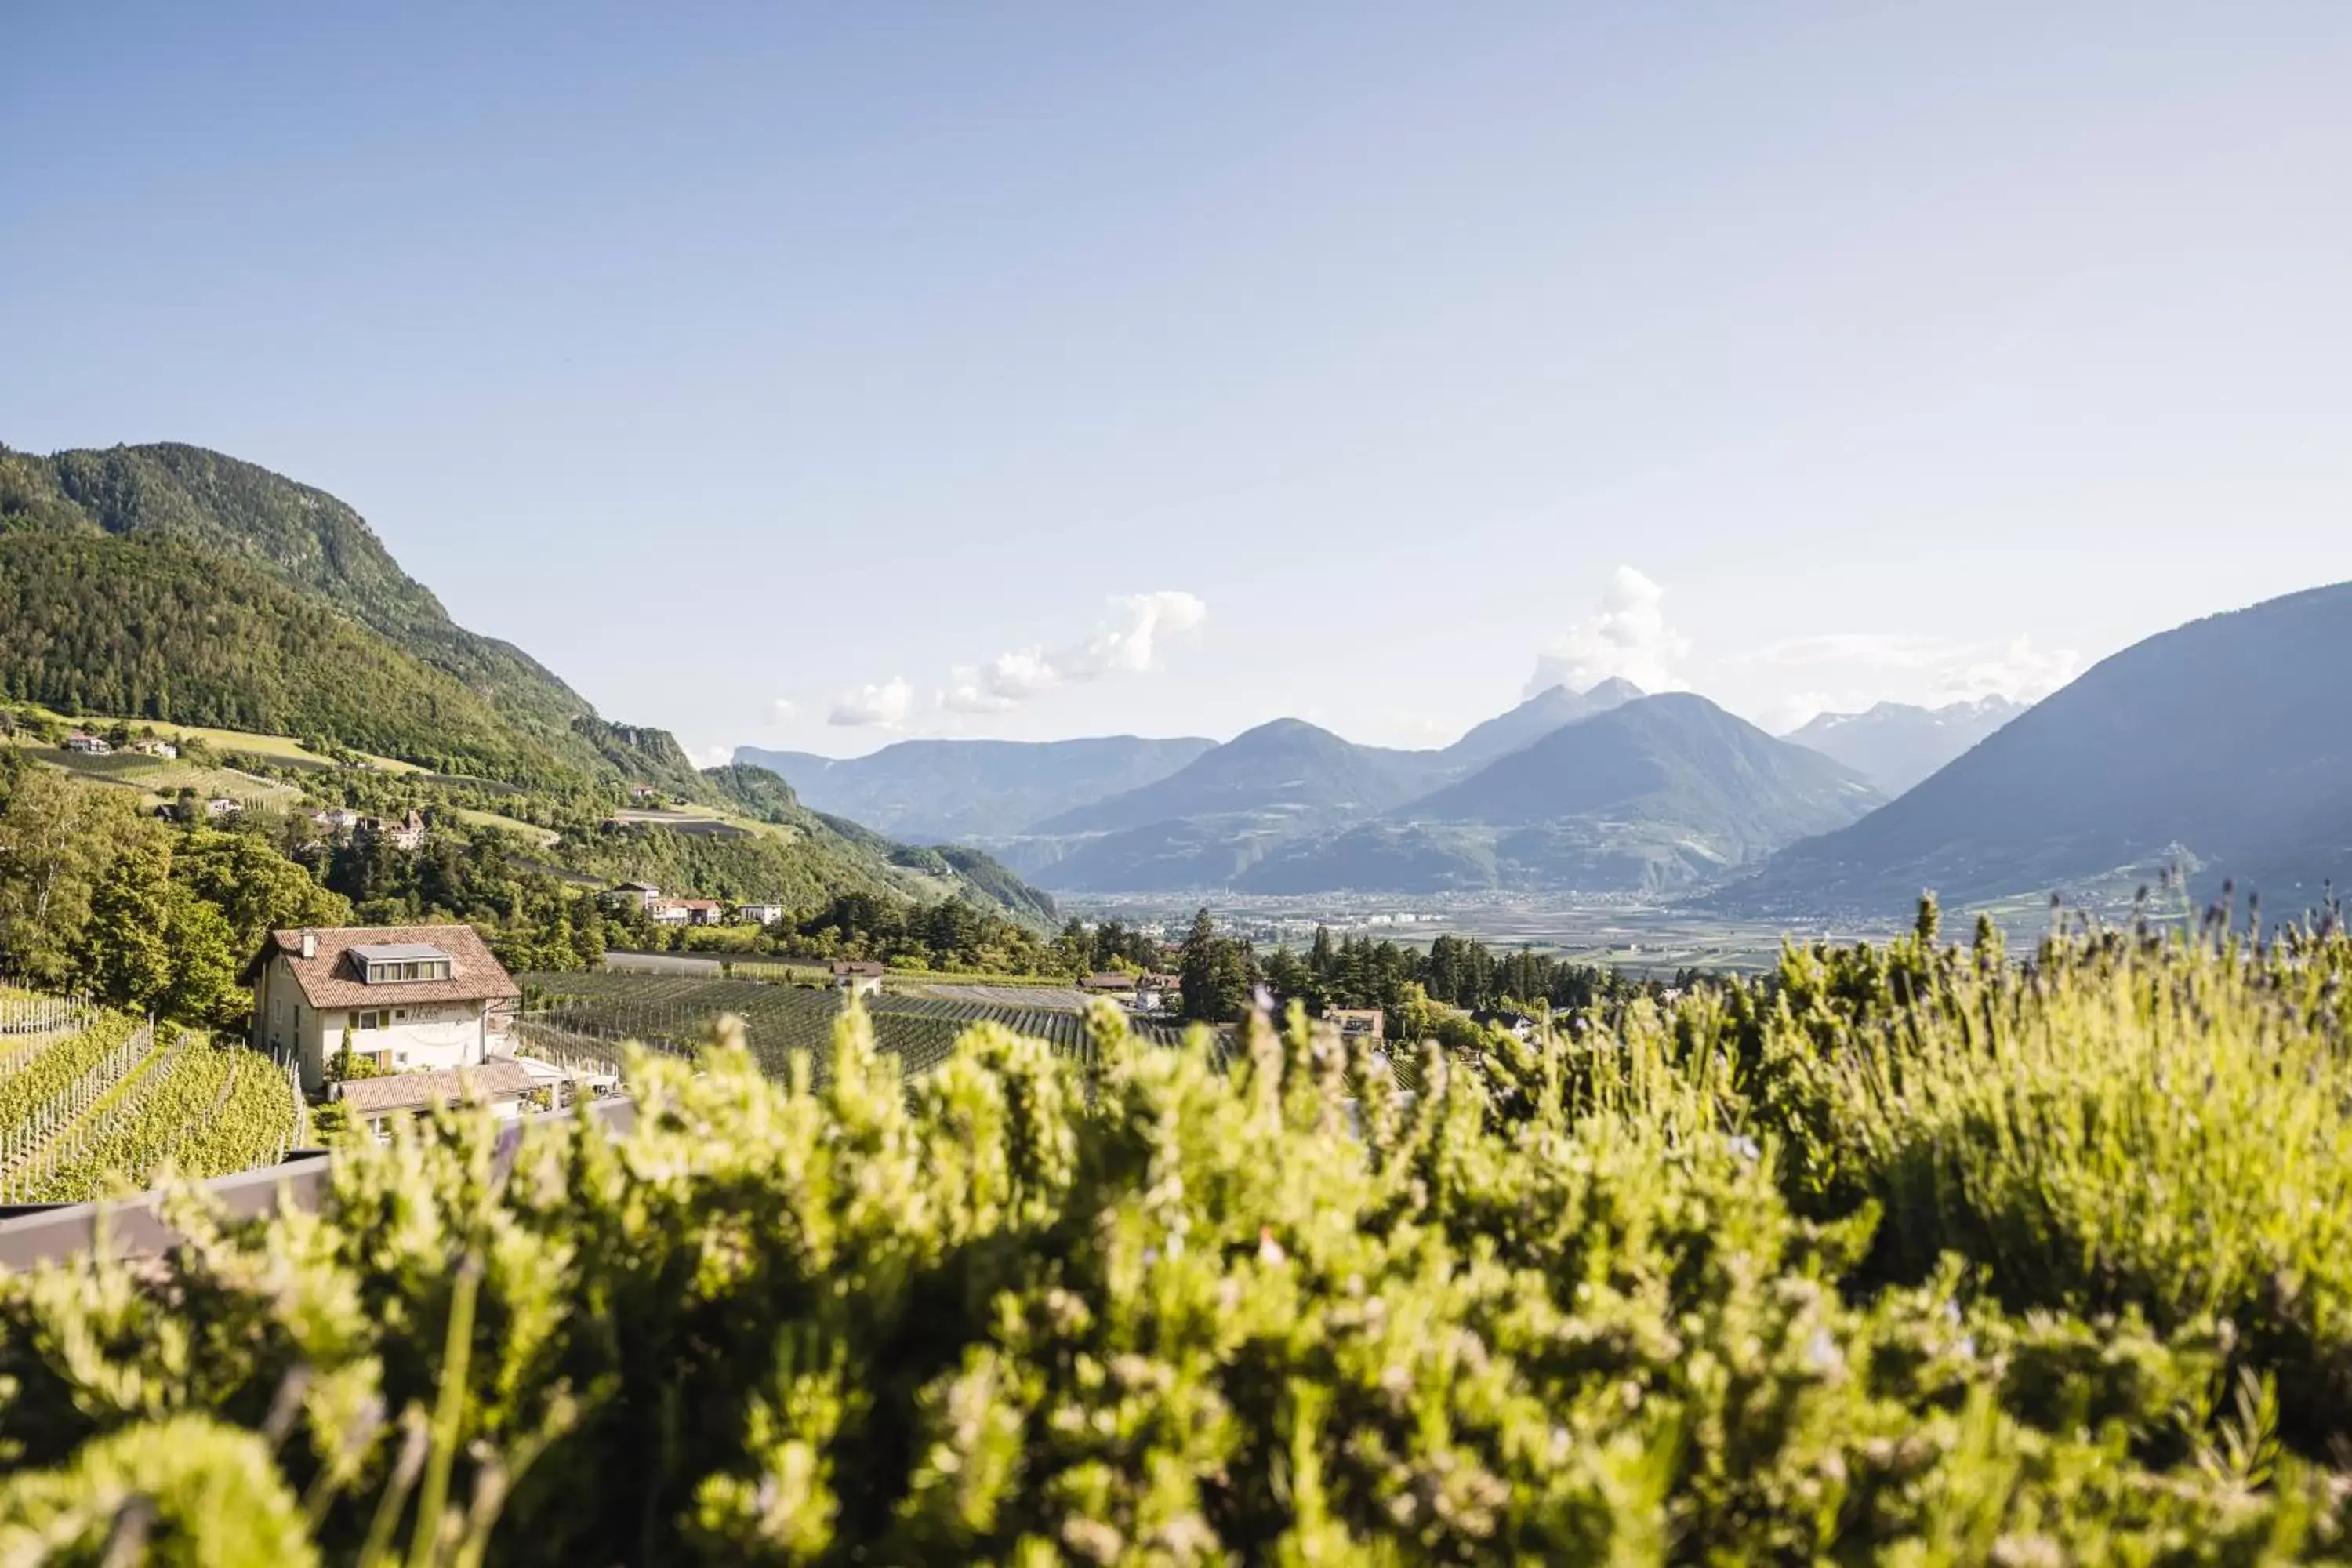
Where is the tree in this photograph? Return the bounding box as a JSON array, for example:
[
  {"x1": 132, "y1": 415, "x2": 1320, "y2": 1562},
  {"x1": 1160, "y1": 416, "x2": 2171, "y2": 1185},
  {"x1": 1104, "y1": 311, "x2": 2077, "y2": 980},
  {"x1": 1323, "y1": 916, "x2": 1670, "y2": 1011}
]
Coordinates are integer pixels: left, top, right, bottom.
[
  {"x1": 162, "y1": 888, "x2": 243, "y2": 1028},
  {"x1": 1179, "y1": 908, "x2": 1250, "y2": 1023},
  {"x1": 0, "y1": 766, "x2": 136, "y2": 989},
  {"x1": 78, "y1": 829, "x2": 176, "y2": 1013}
]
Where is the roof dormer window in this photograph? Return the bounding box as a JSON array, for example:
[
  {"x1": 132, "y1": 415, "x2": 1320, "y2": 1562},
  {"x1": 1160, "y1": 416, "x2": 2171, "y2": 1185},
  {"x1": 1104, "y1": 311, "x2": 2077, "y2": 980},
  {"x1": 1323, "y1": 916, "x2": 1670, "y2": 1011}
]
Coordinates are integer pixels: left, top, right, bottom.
[{"x1": 349, "y1": 943, "x2": 455, "y2": 985}]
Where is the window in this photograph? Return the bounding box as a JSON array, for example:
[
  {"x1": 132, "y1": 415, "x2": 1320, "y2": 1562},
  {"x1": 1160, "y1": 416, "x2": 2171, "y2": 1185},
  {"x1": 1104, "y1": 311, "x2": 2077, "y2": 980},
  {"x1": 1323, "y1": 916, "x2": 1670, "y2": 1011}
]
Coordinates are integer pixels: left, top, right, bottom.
[{"x1": 356, "y1": 1010, "x2": 387, "y2": 1030}]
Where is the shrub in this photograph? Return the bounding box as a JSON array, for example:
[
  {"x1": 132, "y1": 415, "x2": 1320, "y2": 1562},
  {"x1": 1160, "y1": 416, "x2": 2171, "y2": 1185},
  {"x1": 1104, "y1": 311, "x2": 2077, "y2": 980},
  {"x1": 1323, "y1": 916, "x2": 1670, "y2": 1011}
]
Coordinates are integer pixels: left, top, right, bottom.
[{"x1": 0, "y1": 924, "x2": 2347, "y2": 1562}]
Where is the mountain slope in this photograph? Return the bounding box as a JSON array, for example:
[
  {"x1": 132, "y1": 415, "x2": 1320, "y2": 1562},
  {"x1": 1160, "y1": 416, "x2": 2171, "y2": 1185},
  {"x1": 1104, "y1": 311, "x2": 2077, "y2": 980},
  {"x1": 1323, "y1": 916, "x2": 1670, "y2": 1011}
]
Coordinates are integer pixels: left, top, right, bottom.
[
  {"x1": 1740, "y1": 583, "x2": 2352, "y2": 912},
  {"x1": 1440, "y1": 677, "x2": 1644, "y2": 773},
  {"x1": 736, "y1": 735, "x2": 1216, "y2": 840},
  {"x1": 0, "y1": 528, "x2": 586, "y2": 784},
  {"x1": 1241, "y1": 694, "x2": 1882, "y2": 894},
  {"x1": 0, "y1": 439, "x2": 1059, "y2": 920},
  {"x1": 1036, "y1": 719, "x2": 1432, "y2": 836},
  {"x1": 3, "y1": 441, "x2": 590, "y2": 731},
  {"x1": 1783, "y1": 696, "x2": 2023, "y2": 795}
]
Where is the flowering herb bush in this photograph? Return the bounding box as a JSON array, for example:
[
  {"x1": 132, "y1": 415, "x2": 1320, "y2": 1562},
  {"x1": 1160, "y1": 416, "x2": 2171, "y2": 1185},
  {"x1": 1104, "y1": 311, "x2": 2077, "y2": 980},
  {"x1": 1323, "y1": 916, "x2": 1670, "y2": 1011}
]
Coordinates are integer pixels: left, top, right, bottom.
[{"x1": 2, "y1": 907, "x2": 2350, "y2": 1564}]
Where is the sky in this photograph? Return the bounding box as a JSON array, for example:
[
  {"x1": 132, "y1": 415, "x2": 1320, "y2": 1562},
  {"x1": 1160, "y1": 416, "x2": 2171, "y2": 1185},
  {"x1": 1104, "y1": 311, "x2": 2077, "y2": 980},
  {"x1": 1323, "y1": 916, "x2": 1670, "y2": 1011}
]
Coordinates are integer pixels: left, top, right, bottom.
[{"x1": 7, "y1": 4, "x2": 2352, "y2": 760}]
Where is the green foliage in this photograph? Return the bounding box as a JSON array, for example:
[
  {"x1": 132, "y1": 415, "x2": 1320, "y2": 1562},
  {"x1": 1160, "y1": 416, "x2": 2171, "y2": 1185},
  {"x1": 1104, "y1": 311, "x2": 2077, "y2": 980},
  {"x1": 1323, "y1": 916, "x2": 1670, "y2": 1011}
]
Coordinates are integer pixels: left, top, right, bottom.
[
  {"x1": 0, "y1": 529, "x2": 585, "y2": 786},
  {"x1": 6, "y1": 947, "x2": 2352, "y2": 1560}
]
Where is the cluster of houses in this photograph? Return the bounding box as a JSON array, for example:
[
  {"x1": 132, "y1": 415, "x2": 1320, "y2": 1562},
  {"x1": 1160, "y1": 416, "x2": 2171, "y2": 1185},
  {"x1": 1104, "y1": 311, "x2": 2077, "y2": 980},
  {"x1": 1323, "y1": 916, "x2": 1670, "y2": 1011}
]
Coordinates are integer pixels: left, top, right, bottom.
[
  {"x1": 310, "y1": 807, "x2": 428, "y2": 851},
  {"x1": 64, "y1": 732, "x2": 180, "y2": 759},
  {"x1": 1080, "y1": 971, "x2": 1184, "y2": 1014},
  {"x1": 600, "y1": 882, "x2": 786, "y2": 928}
]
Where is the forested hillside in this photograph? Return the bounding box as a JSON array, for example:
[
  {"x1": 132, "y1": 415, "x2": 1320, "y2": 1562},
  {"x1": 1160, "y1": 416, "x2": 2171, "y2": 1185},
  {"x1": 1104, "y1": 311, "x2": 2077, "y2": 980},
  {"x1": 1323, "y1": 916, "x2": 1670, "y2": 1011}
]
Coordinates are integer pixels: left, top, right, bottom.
[
  {"x1": 0, "y1": 438, "x2": 1062, "y2": 935},
  {"x1": 0, "y1": 441, "x2": 587, "y2": 731},
  {"x1": 0, "y1": 529, "x2": 580, "y2": 784}
]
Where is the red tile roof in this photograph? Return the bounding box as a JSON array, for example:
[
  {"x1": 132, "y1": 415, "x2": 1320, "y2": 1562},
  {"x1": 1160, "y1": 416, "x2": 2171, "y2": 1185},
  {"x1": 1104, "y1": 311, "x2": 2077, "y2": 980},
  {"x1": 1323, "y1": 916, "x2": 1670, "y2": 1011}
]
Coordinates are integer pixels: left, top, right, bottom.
[
  {"x1": 252, "y1": 925, "x2": 520, "y2": 1010},
  {"x1": 335, "y1": 1058, "x2": 535, "y2": 1115}
]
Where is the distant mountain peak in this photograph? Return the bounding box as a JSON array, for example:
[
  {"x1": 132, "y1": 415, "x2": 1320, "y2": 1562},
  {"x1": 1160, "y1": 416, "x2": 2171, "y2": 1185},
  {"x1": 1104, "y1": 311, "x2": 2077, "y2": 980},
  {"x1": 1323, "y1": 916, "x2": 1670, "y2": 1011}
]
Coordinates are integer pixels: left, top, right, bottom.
[{"x1": 1784, "y1": 694, "x2": 2030, "y2": 795}]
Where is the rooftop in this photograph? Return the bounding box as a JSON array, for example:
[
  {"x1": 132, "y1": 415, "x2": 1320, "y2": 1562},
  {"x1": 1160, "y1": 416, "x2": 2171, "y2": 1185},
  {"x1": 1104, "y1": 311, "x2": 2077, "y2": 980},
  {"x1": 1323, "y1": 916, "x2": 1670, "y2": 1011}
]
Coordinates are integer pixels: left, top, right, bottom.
[
  {"x1": 249, "y1": 925, "x2": 520, "y2": 1010},
  {"x1": 335, "y1": 1059, "x2": 535, "y2": 1116}
]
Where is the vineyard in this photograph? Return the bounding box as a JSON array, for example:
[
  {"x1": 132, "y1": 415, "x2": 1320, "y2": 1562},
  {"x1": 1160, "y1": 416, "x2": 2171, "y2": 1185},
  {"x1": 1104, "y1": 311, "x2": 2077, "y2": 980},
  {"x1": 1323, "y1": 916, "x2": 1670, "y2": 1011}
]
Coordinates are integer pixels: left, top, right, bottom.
[
  {"x1": 521, "y1": 970, "x2": 1199, "y2": 1082},
  {"x1": 0, "y1": 1005, "x2": 305, "y2": 1204}
]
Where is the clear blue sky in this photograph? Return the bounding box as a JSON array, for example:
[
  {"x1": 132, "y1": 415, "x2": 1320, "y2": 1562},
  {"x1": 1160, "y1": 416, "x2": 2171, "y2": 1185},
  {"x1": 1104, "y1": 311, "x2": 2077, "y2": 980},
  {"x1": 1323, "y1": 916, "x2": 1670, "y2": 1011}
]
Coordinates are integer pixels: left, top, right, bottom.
[{"x1": 8, "y1": 3, "x2": 2351, "y2": 759}]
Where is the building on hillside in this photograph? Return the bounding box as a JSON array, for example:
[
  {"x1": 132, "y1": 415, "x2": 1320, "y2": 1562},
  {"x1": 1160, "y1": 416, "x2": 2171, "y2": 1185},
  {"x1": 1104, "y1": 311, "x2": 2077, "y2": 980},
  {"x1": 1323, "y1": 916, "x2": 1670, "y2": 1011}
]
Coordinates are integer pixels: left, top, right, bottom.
[
  {"x1": 648, "y1": 901, "x2": 691, "y2": 927},
  {"x1": 64, "y1": 733, "x2": 110, "y2": 756},
  {"x1": 1081, "y1": 971, "x2": 1140, "y2": 995},
  {"x1": 360, "y1": 810, "x2": 427, "y2": 851},
  {"x1": 600, "y1": 881, "x2": 661, "y2": 911},
  {"x1": 1323, "y1": 1007, "x2": 1385, "y2": 1043},
  {"x1": 648, "y1": 898, "x2": 724, "y2": 927},
  {"x1": 312, "y1": 807, "x2": 363, "y2": 834},
  {"x1": 829, "y1": 960, "x2": 887, "y2": 997},
  {"x1": 205, "y1": 797, "x2": 243, "y2": 818},
  {"x1": 735, "y1": 902, "x2": 787, "y2": 927},
  {"x1": 246, "y1": 925, "x2": 521, "y2": 1093},
  {"x1": 1471, "y1": 1007, "x2": 1540, "y2": 1042},
  {"x1": 333, "y1": 1059, "x2": 536, "y2": 1138},
  {"x1": 130, "y1": 739, "x2": 179, "y2": 759}
]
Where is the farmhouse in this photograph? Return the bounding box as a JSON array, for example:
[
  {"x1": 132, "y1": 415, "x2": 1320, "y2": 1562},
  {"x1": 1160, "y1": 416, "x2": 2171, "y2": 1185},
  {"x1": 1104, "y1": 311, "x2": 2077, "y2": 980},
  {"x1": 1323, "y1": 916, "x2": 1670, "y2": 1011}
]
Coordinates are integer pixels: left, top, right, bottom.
[
  {"x1": 64, "y1": 733, "x2": 110, "y2": 756},
  {"x1": 130, "y1": 738, "x2": 179, "y2": 759},
  {"x1": 247, "y1": 925, "x2": 520, "y2": 1093},
  {"x1": 312, "y1": 807, "x2": 363, "y2": 833},
  {"x1": 735, "y1": 902, "x2": 787, "y2": 927},
  {"x1": 830, "y1": 960, "x2": 887, "y2": 997},
  {"x1": 205, "y1": 797, "x2": 243, "y2": 818},
  {"x1": 1323, "y1": 1007, "x2": 1385, "y2": 1042},
  {"x1": 360, "y1": 810, "x2": 427, "y2": 851}
]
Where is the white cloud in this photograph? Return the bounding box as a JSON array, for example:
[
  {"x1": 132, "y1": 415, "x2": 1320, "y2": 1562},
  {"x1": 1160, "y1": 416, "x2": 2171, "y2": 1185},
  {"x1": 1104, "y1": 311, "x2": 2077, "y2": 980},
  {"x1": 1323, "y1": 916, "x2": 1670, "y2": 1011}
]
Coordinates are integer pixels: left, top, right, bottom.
[
  {"x1": 1728, "y1": 630, "x2": 2082, "y2": 729},
  {"x1": 1931, "y1": 634, "x2": 2082, "y2": 703},
  {"x1": 1064, "y1": 590, "x2": 1208, "y2": 680},
  {"x1": 1526, "y1": 566, "x2": 1690, "y2": 697},
  {"x1": 688, "y1": 743, "x2": 735, "y2": 769},
  {"x1": 828, "y1": 677, "x2": 913, "y2": 728},
  {"x1": 935, "y1": 590, "x2": 1208, "y2": 716},
  {"x1": 768, "y1": 698, "x2": 798, "y2": 725}
]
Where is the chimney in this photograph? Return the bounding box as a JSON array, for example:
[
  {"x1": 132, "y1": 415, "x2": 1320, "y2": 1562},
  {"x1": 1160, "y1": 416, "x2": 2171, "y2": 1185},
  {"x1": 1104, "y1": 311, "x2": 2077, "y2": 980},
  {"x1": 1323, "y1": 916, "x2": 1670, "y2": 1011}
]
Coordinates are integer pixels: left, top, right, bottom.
[{"x1": 300, "y1": 931, "x2": 318, "y2": 960}]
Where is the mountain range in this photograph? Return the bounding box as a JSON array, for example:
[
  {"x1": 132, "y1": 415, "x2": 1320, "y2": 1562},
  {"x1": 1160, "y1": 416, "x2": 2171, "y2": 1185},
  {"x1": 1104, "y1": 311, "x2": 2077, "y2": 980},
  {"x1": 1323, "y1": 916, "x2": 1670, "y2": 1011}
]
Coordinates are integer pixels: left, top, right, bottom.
[
  {"x1": 0, "y1": 441, "x2": 1054, "y2": 918},
  {"x1": 1781, "y1": 696, "x2": 2024, "y2": 796},
  {"x1": 735, "y1": 735, "x2": 1217, "y2": 840},
  {"x1": 753, "y1": 677, "x2": 1879, "y2": 896},
  {"x1": 1733, "y1": 581, "x2": 2352, "y2": 913}
]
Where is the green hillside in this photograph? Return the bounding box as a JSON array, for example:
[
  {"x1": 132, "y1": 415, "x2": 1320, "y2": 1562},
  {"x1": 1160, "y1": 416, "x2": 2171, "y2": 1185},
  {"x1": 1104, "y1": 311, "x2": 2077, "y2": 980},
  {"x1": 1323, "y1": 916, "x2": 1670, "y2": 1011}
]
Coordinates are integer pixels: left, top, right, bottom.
[
  {"x1": 0, "y1": 528, "x2": 583, "y2": 785},
  {"x1": 0, "y1": 439, "x2": 1060, "y2": 926}
]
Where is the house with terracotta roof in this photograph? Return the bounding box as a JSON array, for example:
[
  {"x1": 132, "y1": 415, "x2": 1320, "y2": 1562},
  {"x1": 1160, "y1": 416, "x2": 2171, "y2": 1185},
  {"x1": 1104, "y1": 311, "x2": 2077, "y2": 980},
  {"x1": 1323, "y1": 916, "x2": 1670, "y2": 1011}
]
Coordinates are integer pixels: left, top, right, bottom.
[
  {"x1": 829, "y1": 959, "x2": 887, "y2": 997},
  {"x1": 245, "y1": 925, "x2": 521, "y2": 1092}
]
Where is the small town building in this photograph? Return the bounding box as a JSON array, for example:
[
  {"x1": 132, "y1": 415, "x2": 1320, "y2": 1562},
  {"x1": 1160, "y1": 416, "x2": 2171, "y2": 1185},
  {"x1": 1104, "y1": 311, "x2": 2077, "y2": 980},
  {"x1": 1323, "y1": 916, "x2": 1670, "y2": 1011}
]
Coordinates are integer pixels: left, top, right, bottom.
[
  {"x1": 360, "y1": 810, "x2": 426, "y2": 851},
  {"x1": 64, "y1": 733, "x2": 110, "y2": 756},
  {"x1": 1471, "y1": 1007, "x2": 1541, "y2": 1042},
  {"x1": 246, "y1": 924, "x2": 521, "y2": 1093},
  {"x1": 648, "y1": 898, "x2": 724, "y2": 926},
  {"x1": 829, "y1": 960, "x2": 887, "y2": 997},
  {"x1": 130, "y1": 739, "x2": 179, "y2": 759},
  {"x1": 1081, "y1": 971, "x2": 1140, "y2": 993},
  {"x1": 1323, "y1": 1007, "x2": 1385, "y2": 1042},
  {"x1": 312, "y1": 807, "x2": 363, "y2": 833},
  {"x1": 333, "y1": 1059, "x2": 537, "y2": 1138},
  {"x1": 600, "y1": 880, "x2": 661, "y2": 911},
  {"x1": 735, "y1": 902, "x2": 787, "y2": 927}
]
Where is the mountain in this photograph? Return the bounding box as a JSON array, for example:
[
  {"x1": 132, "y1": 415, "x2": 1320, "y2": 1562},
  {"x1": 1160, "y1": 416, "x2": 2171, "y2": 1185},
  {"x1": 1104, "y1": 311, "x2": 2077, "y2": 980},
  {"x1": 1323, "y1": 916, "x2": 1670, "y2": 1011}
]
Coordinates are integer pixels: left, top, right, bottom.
[
  {"x1": 0, "y1": 440, "x2": 1057, "y2": 920},
  {"x1": 1036, "y1": 719, "x2": 1435, "y2": 837},
  {"x1": 1783, "y1": 695, "x2": 2024, "y2": 796},
  {"x1": 734, "y1": 735, "x2": 1216, "y2": 840},
  {"x1": 1738, "y1": 583, "x2": 2352, "y2": 913},
  {"x1": 1240, "y1": 694, "x2": 1882, "y2": 895},
  {"x1": 1439, "y1": 677, "x2": 1644, "y2": 773}
]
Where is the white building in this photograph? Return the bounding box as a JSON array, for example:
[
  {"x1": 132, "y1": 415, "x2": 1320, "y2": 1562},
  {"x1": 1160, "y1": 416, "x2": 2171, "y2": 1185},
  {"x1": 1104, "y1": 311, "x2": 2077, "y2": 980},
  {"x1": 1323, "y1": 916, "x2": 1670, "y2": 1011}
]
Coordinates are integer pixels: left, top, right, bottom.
[
  {"x1": 600, "y1": 881, "x2": 661, "y2": 911},
  {"x1": 735, "y1": 902, "x2": 787, "y2": 927},
  {"x1": 64, "y1": 733, "x2": 110, "y2": 756},
  {"x1": 830, "y1": 960, "x2": 886, "y2": 997},
  {"x1": 247, "y1": 925, "x2": 520, "y2": 1093}
]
